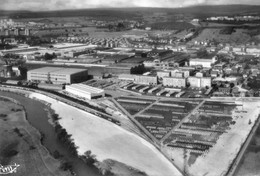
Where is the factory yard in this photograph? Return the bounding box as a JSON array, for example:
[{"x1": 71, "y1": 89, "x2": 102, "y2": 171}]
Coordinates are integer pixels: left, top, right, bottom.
[
  {"x1": 115, "y1": 96, "x2": 201, "y2": 140},
  {"x1": 0, "y1": 96, "x2": 70, "y2": 176},
  {"x1": 28, "y1": 92, "x2": 183, "y2": 176}
]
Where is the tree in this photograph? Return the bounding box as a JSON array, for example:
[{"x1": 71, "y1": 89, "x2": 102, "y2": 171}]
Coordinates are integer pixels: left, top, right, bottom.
[
  {"x1": 18, "y1": 66, "x2": 27, "y2": 78},
  {"x1": 59, "y1": 161, "x2": 72, "y2": 171},
  {"x1": 44, "y1": 53, "x2": 53, "y2": 60},
  {"x1": 53, "y1": 150, "x2": 62, "y2": 159},
  {"x1": 52, "y1": 113, "x2": 59, "y2": 121},
  {"x1": 95, "y1": 161, "x2": 112, "y2": 175},
  {"x1": 82, "y1": 150, "x2": 97, "y2": 165}
]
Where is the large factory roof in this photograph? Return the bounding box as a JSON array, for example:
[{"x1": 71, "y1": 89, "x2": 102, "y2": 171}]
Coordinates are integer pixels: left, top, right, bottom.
[
  {"x1": 28, "y1": 67, "x2": 87, "y2": 75},
  {"x1": 67, "y1": 83, "x2": 104, "y2": 94},
  {"x1": 190, "y1": 58, "x2": 213, "y2": 62}
]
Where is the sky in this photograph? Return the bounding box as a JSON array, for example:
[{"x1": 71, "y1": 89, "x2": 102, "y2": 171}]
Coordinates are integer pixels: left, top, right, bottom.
[{"x1": 1, "y1": 0, "x2": 260, "y2": 11}]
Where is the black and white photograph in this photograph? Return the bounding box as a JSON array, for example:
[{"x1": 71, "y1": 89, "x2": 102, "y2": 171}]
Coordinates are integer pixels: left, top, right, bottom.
[{"x1": 1, "y1": 0, "x2": 260, "y2": 176}]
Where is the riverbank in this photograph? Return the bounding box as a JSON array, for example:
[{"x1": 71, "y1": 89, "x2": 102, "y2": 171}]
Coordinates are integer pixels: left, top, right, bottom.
[
  {"x1": 0, "y1": 96, "x2": 71, "y2": 176},
  {"x1": 29, "y1": 92, "x2": 183, "y2": 176},
  {"x1": 0, "y1": 86, "x2": 183, "y2": 176},
  {"x1": 235, "y1": 126, "x2": 260, "y2": 176}
]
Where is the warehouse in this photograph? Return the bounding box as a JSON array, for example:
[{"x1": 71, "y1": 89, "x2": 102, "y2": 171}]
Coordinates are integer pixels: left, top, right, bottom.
[
  {"x1": 27, "y1": 67, "x2": 88, "y2": 84},
  {"x1": 65, "y1": 83, "x2": 104, "y2": 100}
]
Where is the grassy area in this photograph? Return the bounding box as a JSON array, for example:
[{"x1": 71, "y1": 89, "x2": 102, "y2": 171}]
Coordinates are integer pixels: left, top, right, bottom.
[
  {"x1": 191, "y1": 28, "x2": 251, "y2": 44},
  {"x1": 150, "y1": 22, "x2": 194, "y2": 31},
  {"x1": 96, "y1": 159, "x2": 147, "y2": 176},
  {"x1": 0, "y1": 96, "x2": 71, "y2": 176}
]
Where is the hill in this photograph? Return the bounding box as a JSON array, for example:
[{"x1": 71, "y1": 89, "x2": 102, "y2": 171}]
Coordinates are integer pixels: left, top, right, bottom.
[{"x1": 1, "y1": 5, "x2": 260, "y2": 20}]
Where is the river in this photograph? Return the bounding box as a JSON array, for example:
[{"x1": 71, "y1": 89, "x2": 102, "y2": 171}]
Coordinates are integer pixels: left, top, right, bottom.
[{"x1": 0, "y1": 91, "x2": 101, "y2": 176}]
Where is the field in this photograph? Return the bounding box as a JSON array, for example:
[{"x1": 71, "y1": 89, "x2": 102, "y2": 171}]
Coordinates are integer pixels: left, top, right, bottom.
[
  {"x1": 29, "y1": 92, "x2": 183, "y2": 176},
  {"x1": 0, "y1": 96, "x2": 70, "y2": 176},
  {"x1": 150, "y1": 22, "x2": 195, "y2": 31},
  {"x1": 134, "y1": 100, "x2": 200, "y2": 140},
  {"x1": 191, "y1": 28, "x2": 252, "y2": 44}
]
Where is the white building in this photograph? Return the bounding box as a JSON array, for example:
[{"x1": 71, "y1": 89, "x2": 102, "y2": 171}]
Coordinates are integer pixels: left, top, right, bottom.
[
  {"x1": 188, "y1": 77, "x2": 211, "y2": 88},
  {"x1": 65, "y1": 83, "x2": 104, "y2": 100},
  {"x1": 163, "y1": 77, "x2": 186, "y2": 88},
  {"x1": 188, "y1": 77, "x2": 201, "y2": 87},
  {"x1": 246, "y1": 47, "x2": 260, "y2": 55},
  {"x1": 189, "y1": 57, "x2": 216, "y2": 68},
  {"x1": 134, "y1": 75, "x2": 157, "y2": 85}
]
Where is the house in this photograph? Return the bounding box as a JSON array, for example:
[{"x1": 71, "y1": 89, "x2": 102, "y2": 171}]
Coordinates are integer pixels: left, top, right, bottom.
[
  {"x1": 232, "y1": 86, "x2": 248, "y2": 97},
  {"x1": 218, "y1": 87, "x2": 231, "y2": 94}
]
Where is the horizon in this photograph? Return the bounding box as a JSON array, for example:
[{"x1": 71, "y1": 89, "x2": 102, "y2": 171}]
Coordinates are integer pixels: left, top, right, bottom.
[{"x1": 1, "y1": 0, "x2": 260, "y2": 11}]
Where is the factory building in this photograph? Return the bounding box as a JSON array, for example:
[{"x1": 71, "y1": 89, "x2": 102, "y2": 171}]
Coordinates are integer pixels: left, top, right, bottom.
[
  {"x1": 189, "y1": 57, "x2": 216, "y2": 68},
  {"x1": 163, "y1": 77, "x2": 186, "y2": 88},
  {"x1": 27, "y1": 67, "x2": 88, "y2": 84},
  {"x1": 187, "y1": 77, "x2": 211, "y2": 88},
  {"x1": 65, "y1": 83, "x2": 104, "y2": 100},
  {"x1": 134, "y1": 75, "x2": 158, "y2": 85}
]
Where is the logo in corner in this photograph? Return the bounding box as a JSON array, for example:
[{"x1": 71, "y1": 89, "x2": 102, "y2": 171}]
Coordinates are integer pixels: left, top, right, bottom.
[{"x1": 0, "y1": 163, "x2": 20, "y2": 174}]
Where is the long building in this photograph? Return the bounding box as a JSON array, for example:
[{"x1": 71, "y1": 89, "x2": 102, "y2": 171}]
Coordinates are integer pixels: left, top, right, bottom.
[
  {"x1": 65, "y1": 83, "x2": 104, "y2": 100},
  {"x1": 27, "y1": 67, "x2": 88, "y2": 84},
  {"x1": 134, "y1": 75, "x2": 158, "y2": 85},
  {"x1": 163, "y1": 77, "x2": 186, "y2": 88},
  {"x1": 189, "y1": 57, "x2": 216, "y2": 68}
]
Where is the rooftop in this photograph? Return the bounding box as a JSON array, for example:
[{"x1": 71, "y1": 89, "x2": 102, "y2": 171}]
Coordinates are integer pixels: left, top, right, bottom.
[
  {"x1": 190, "y1": 58, "x2": 213, "y2": 62},
  {"x1": 67, "y1": 83, "x2": 104, "y2": 94},
  {"x1": 28, "y1": 67, "x2": 88, "y2": 75}
]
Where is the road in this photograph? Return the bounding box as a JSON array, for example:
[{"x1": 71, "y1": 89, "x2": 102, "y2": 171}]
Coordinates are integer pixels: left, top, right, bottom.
[
  {"x1": 111, "y1": 98, "x2": 162, "y2": 147},
  {"x1": 160, "y1": 100, "x2": 206, "y2": 143},
  {"x1": 111, "y1": 97, "x2": 187, "y2": 176}
]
